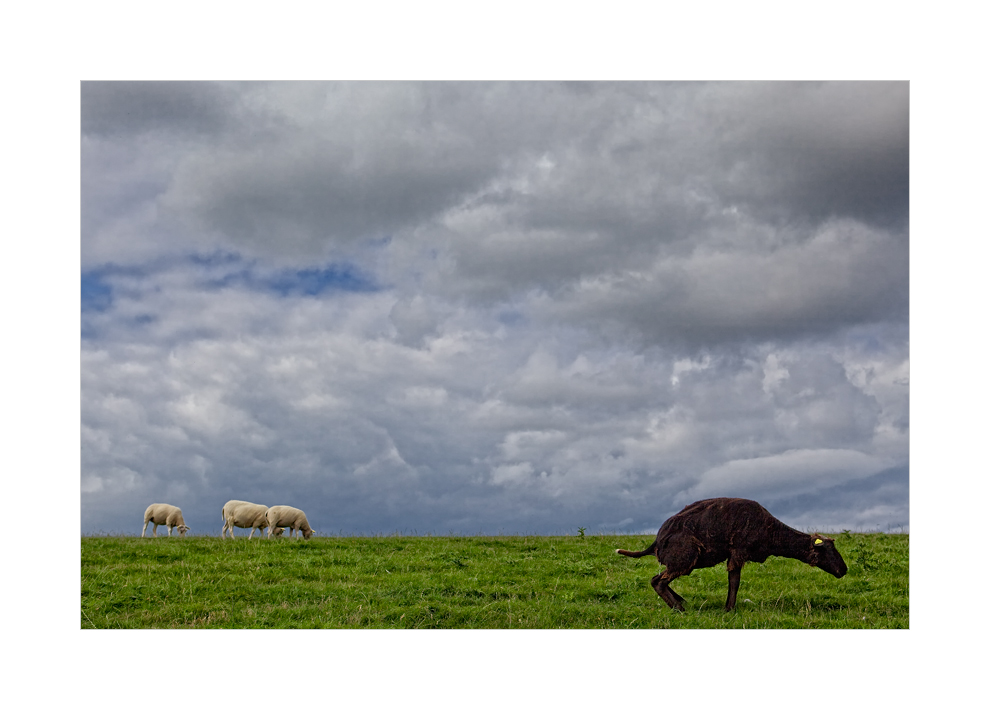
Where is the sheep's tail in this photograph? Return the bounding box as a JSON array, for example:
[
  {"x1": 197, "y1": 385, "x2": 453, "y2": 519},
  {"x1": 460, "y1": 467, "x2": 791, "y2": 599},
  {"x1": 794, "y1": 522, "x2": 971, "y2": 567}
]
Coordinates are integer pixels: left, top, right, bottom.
[{"x1": 616, "y1": 540, "x2": 657, "y2": 558}]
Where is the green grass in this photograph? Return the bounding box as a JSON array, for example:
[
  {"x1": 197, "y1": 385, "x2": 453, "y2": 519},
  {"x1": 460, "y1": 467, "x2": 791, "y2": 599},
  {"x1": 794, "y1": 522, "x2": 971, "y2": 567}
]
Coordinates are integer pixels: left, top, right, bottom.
[{"x1": 80, "y1": 531, "x2": 907, "y2": 629}]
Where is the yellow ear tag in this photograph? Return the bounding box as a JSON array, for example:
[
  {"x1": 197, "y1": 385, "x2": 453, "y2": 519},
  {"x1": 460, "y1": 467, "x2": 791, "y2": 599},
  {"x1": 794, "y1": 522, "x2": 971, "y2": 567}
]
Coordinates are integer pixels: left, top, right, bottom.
[{"x1": 814, "y1": 539, "x2": 823, "y2": 545}]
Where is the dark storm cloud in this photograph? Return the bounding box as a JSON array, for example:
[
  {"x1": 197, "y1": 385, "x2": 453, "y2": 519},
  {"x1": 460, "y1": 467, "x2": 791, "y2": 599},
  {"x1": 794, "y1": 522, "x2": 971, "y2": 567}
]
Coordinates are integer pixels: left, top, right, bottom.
[
  {"x1": 538, "y1": 218, "x2": 908, "y2": 349},
  {"x1": 696, "y1": 82, "x2": 909, "y2": 230},
  {"x1": 768, "y1": 465, "x2": 910, "y2": 532},
  {"x1": 81, "y1": 81, "x2": 240, "y2": 137},
  {"x1": 84, "y1": 81, "x2": 909, "y2": 289},
  {"x1": 405, "y1": 84, "x2": 909, "y2": 325},
  {"x1": 156, "y1": 82, "x2": 524, "y2": 254}
]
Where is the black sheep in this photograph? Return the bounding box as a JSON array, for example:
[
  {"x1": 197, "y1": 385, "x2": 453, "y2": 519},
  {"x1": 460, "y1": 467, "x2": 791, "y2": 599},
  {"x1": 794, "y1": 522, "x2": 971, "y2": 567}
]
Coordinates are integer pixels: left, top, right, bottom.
[{"x1": 617, "y1": 497, "x2": 848, "y2": 611}]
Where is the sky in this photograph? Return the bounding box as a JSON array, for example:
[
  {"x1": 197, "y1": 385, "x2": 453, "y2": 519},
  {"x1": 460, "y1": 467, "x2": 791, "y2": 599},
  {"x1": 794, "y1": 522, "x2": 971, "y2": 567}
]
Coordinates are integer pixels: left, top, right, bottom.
[{"x1": 80, "y1": 81, "x2": 910, "y2": 536}]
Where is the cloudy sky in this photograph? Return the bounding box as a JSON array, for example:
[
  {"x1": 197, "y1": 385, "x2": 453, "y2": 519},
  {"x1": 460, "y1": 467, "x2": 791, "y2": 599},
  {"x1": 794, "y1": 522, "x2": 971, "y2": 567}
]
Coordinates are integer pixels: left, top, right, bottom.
[{"x1": 81, "y1": 81, "x2": 909, "y2": 536}]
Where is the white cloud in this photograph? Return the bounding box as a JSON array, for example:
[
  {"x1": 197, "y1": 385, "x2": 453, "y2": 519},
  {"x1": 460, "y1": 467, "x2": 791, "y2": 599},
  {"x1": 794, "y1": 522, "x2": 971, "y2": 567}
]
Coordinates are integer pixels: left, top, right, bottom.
[
  {"x1": 681, "y1": 448, "x2": 897, "y2": 504},
  {"x1": 761, "y1": 353, "x2": 789, "y2": 394},
  {"x1": 490, "y1": 462, "x2": 535, "y2": 486},
  {"x1": 672, "y1": 355, "x2": 711, "y2": 387}
]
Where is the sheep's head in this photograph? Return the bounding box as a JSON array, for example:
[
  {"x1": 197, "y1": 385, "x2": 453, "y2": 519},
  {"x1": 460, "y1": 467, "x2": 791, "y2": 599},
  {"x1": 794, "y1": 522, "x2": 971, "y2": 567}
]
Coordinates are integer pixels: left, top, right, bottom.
[
  {"x1": 272, "y1": 527, "x2": 284, "y2": 538},
  {"x1": 809, "y1": 535, "x2": 847, "y2": 578},
  {"x1": 302, "y1": 528, "x2": 314, "y2": 540},
  {"x1": 178, "y1": 525, "x2": 190, "y2": 538}
]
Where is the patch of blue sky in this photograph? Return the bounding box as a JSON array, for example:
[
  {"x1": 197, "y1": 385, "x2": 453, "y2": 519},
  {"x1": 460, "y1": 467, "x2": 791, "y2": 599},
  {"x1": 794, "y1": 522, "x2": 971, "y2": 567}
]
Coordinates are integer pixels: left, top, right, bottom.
[
  {"x1": 195, "y1": 255, "x2": 379, "y2": 297},
  {"x1": 497, "y1": 309, "x2": 525, "y2": 326},
  {"x1": 82, "y1": 262, "x2": 161, "y2": 315},
  {"x1": 845, "y1": 321, "x2": 907, "y2": 349},
  {"x1": 82, "y1": 254, "x2": 380, "y2": 325},
  {"x1": 188, "y1": 251, "x2": 244, "y2": 268},
  {"x1": 81, "y1": 271, "x2": 113, "y2": 312},
  {"x1": 267, "y1": 265, "x2": 378, "y2": 296}
]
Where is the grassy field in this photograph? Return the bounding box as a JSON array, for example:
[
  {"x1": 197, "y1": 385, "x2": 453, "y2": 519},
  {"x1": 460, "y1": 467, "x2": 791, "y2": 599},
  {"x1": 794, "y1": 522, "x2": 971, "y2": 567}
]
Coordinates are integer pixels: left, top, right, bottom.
[{"x1": 80, "y1": 531, "x2": 907, "y2": 629}]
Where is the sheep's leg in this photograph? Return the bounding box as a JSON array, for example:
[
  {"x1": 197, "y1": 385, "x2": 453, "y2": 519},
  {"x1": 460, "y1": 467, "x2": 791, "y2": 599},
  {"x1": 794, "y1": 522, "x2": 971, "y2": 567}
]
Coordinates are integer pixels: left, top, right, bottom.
[
  {"x1": 725, "y1": 556, "x2": 746, "y2": 611},
  {"x1": 152, "y1": 523, "x2": 159, "y2": 537},
  {"x1": 649, "y1": 537, "x2": 699, "y2": 611},
  {"x1": 650, "y1": 571, "x2": 687, "y2": 607},
  {"x1": 142, "y1": 521, "x2": 149, "y2": 537},
  {"x1": 725, "y1": 568, "x2": 741, "y2": 611},
  {"x1": 248, "y1": 527, "x2": 255, "y2": 540},
  {"x1": 650, "y1": 572, "x2": 686, "y2": 612}
]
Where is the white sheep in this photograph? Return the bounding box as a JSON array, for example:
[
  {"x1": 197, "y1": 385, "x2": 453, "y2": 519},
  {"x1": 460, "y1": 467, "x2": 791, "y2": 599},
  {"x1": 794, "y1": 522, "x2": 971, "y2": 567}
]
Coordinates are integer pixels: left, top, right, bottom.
[
  {"x1": 266, "y1": 505, "x2": 314, "y2": 540},
  {"x1": 221, "y1": 500, "x2": 284, "y2": 539},
  {"x1": 142, "y1": 503, "x2": 190, "y2": 538}
]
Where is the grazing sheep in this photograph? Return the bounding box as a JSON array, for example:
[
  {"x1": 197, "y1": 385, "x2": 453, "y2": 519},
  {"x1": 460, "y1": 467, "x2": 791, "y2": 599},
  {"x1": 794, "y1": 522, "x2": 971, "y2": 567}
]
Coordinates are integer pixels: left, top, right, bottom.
[
  {"x1": 142, "y1": 504, "x2": 190, "y2": 538},
  {"x1": 265, "y1": 505, "x2": 314, "y2": 540},
  {"x1": 221, "y1": 500, "x2": 284, "y2": 539},
  {"x1": 616, "y1": 497, "x2": 847, "y2": 612}
]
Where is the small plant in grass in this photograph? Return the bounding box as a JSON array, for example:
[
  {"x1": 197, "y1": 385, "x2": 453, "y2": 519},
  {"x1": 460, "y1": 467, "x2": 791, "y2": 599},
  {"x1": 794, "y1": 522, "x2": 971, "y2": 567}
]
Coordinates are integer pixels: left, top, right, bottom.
[{"x1": 577, "y1": 527, "x2": 586, "y2": 537}]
